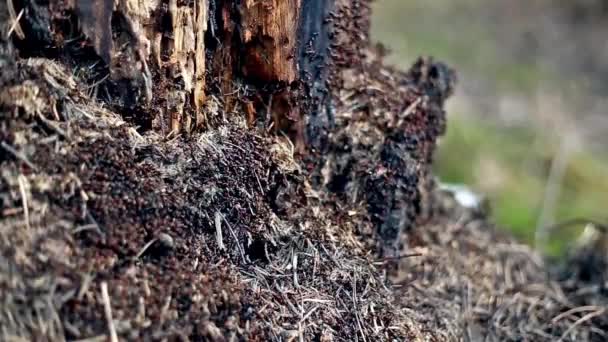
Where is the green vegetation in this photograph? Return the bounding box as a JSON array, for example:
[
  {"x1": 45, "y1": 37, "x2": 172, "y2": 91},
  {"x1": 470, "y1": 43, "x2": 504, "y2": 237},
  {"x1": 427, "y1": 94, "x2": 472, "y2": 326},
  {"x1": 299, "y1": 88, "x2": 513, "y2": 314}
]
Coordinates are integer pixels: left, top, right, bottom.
[
  {"x1": 371, "y1": 0, "x2": 608, "y2": 256},
  {"x1": 435, "y1": 117, "x2": 606, "y2": 256}
]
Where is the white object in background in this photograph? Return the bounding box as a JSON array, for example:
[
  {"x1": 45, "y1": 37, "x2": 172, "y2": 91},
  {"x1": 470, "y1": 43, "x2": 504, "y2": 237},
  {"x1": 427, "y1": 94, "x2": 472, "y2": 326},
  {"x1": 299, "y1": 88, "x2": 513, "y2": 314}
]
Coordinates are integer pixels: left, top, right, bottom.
[{"x1": 438, "y1": 182, "x2": 484, "y2": 210}]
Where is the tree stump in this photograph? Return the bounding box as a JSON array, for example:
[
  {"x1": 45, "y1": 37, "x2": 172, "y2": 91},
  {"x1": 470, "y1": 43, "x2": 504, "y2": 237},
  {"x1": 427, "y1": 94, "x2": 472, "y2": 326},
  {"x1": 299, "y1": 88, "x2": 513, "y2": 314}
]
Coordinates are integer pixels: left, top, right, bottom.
[{"x1": 8, "y1": 0, "x2": 455, "y2": 255}]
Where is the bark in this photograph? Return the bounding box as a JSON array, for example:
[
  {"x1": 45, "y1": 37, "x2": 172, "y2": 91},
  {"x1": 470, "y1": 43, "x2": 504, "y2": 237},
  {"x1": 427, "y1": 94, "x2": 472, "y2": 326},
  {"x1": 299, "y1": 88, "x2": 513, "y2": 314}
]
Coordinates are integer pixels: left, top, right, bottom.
[{"x1": 10, "y1": 0, "x2": 333, "y2": 139}]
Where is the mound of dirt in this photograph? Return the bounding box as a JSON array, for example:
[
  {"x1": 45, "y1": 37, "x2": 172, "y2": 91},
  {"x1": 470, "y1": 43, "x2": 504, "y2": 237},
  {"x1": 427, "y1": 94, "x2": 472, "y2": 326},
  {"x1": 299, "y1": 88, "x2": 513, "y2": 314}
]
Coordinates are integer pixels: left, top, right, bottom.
[
  {"x1": 1, "y1": 0, "x2": 608, "y2": 341},
  {"x1": 0, "y1": 56, "x2": 423, "y2": 340}
]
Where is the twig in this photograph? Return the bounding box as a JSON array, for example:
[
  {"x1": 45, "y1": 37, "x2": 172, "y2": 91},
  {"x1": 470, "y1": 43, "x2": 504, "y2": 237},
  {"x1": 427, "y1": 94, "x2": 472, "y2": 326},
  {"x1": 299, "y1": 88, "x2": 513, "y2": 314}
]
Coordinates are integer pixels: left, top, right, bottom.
[
  {"x1": 2, "y1": 207, "x2": 23, "y2": 216},
  {"x1": 535, "y1": 136, "x2": 572, "y2": 251},
  {"x1": 17, "y1": 175, "x2": 30, "y2": 230},
  {"x1": 557, "y1": 308, "x2": 605, "y2": 342},
  {"x1": 208, "y1": 0, "x2": 219, "y2": 42},
  {"x1": 7, "y1": 8, "x2": 24, "y2": 39},
  {"x1": 352, "y1": 273, "x2": 367, "y2": 342},
  {"x1": 1, "y1": 141, "x2": 37, "y2": 170},
  {"x1": 215, "y1": 211, "x2": 225, "y2": 250},
  {"x1": 540, "y1": 217, "x2": 608, "y2": 235},
  {"x1": 265, "y1": 93, "x2": 274, "y2": 131},
  {"x1": 401, "y1": 97, "x2": 421, "y2": 118},
  {"x1": 225, "y1": 141, "x2": 247, "y2": 154},
  {"x1": 100, "y1": 282, "x2": 119, "y2": 342},
  {"x1": 221, "y1": 212, "x2": 246, "y2": 263},
  {"x1": 552, "y1": 305, "x2": 604, "y2": 324},
  {"x1": 298, "y1": 305, "x2": 320, "y2": 325},
  {"x1": 135, "y1": 238, "x2": 159, "y2": 259},
  {"x1": 535, "y1": 217, "x2": 608, "y2": 253},
  {"x1": 37, "y1": 114, "x2": 68, "y2": 138},
  {"x1": 253, "y1": 170, "x2": 265, "y2": 194},
  {"x1": 71, "y1": 335, "x2": 107, "y2": 342},
  {"x1": 72, "y1": 224, "x2": 104, "y2": 236},
  {"x1": 77, "y1": 273, "x2": 93, "y2": 300},
  {"x1": 292, "y1": 250, "x2": 299, "y2": 288},
  {"x1": 84, "y1": 73, "x2": 110, "y2": 90},
  {"x1": 375, "y1": 252, "x2": 423, "y2": 264},
  {"x1": 85, "y1": 211, "x2": 106, "y2": 240},
  {"x1": 7, "y1": 0, "x2": 25, "y2": 39},
  {"x1": 159, "y1": 295, "x2": 172, "y2": 325}
]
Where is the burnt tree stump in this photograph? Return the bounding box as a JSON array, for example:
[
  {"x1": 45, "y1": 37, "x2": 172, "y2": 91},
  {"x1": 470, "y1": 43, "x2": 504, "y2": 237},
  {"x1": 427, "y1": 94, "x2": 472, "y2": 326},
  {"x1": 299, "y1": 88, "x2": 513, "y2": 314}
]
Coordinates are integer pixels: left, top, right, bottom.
[
  {"x1": 7, "y1": 0, "x2": 455, "y2": 255},
  {"x1": 10, "y1": 0, "x2": 335, "y2": 136}
]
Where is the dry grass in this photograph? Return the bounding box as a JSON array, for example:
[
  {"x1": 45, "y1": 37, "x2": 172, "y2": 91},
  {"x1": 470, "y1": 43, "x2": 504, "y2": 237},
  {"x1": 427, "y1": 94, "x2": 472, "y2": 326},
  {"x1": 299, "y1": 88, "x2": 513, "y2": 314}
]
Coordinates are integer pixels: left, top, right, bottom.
[{"x1": 394, "y1": 193, "x2": 608, "y2": 341}]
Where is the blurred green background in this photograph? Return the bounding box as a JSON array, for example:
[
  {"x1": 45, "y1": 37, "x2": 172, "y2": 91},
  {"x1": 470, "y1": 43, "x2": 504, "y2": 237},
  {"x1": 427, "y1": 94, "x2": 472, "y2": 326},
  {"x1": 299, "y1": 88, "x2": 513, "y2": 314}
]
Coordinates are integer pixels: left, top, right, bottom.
[{"x1": 371, "y1": 0, "x2": 608, "y2": 256}]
